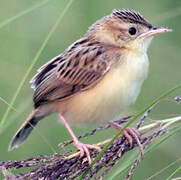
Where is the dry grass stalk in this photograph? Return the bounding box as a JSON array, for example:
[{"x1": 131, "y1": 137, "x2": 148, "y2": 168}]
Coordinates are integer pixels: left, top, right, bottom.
[{"x1": 0, "y1": 113, "x2": 181, "y2": 180}]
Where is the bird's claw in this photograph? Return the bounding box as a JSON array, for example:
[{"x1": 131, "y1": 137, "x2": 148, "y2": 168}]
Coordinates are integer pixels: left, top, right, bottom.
[
  {"x1": 109, "y1": 122, "x2": 144, "y2": 156},
  {"x1": 74, "y1": 141, "x2": 101, "y2": 164}
]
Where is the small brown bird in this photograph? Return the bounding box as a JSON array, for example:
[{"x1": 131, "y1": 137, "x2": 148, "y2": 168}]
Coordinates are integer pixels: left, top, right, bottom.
[{"x1": 9, "y1": 9, "x2": 171, "y2": 163}]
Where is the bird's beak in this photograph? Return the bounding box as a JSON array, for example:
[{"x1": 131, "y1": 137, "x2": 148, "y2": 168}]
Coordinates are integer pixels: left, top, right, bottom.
[{"x1": 139, "y1": 26, "x2": 172, "y2": 39}]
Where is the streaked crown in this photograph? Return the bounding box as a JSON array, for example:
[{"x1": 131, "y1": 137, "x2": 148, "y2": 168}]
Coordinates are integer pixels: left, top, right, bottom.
[{"x1": 112, "y1": 9, "x2": 152, "y2": 28}]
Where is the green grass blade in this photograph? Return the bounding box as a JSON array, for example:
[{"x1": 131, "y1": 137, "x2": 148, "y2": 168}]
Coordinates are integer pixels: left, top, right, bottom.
[
  {"x1": 79, "y1": 84, "x2": 181, "y2": 179},
  {"x1": 0, "y1": 0, "x2": 74, "y2": 130},
  {"x1": 147, "y1": 157, "x2": 181, "y2": 180},
  {"x1": 0, "y1": 98, "x2": 30, "y2": 136},
  {"x1": 0, "y1": 0, "x2": 52, "y2": 29},
  {"x1": 166, "y1": 166, "x2": 181, "y2": 180},
  {"x1": 111, "y1": 126, "x2": 181, "y2": 180},
  {"x1": 0, "y1": 97, "x2": 16, "y2": 111}
]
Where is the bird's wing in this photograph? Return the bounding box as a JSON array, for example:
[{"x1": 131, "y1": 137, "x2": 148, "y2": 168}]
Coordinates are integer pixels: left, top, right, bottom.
[{"x1": 31, "y1": 45, "x2": 120, "y2": 108}]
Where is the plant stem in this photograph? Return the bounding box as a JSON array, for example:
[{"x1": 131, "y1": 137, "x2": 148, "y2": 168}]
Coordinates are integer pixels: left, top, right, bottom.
[
  {"x1": 66, "y1": 115, "x2": 181, "y2": 160},
  {"x1": 166, "y1": 166, "x2": 181, "y2": 180},
  {"x1": 0, "y1": 0, "x2": 74, "y2": 130}
]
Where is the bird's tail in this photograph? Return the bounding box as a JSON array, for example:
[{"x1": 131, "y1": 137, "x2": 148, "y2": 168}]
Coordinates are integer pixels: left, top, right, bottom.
[{"x1": 8, "y1": 108, "x2": 45, "y2": 151}]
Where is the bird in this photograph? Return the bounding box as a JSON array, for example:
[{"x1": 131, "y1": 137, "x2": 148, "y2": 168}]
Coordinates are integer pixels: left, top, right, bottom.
[{"x1": 9, "y1": 9, "x2": 171, "y2": 164}]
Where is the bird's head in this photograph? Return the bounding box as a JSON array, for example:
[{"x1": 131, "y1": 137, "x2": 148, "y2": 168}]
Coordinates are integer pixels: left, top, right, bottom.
[{"x1": 88, "y1": 9, "x2": 172, "y2": 53}]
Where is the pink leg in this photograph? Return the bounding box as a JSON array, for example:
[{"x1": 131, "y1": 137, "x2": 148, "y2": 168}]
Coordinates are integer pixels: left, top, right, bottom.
[
  {"x1": 59, "y1": 113, "x2": 101, "y2": 164},
  {"x1": 109, "y1": 122, "x2": 144, "y2": 156}
]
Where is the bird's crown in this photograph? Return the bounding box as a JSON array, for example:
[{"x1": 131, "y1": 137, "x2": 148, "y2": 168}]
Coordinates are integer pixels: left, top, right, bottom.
[{"x1": 112, "y1": 9, "x2": 152, "y2": 28}]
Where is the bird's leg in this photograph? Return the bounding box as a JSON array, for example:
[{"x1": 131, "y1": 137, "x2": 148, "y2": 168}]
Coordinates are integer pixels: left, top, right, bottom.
[
  {"x1": 109, "y1": 122, "x2": 144, "y2": 156},
  {"x1": 59, "y1": 114, "x2": 101, "y2": 164}
]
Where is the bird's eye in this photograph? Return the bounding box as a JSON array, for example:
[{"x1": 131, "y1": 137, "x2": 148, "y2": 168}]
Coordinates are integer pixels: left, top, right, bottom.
[{"x1": 128, "y1": 27, "x2": 137, "y2": 36}]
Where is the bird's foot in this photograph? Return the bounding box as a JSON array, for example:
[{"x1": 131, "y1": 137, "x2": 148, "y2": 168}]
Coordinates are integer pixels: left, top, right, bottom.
[
  {"x1": 74, "y1": 140, "x2": 101, "y2": 164},
  {"x1": 59, "y1": 113, "x2": 101, "y2": 164},
  {"x1": 109, "y1": 122, "x2": 144, "y2": 156}
]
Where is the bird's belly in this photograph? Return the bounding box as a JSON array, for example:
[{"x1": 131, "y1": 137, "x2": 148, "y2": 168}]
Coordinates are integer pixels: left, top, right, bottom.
[{"x1": 59, "y1": 54, "x2": 149, "y2": 125}]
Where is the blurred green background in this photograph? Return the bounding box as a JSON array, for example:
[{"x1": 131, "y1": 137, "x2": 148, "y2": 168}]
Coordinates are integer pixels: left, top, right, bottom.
[{"x1": 0, "y1": 0, "x2": 181, "y2": 179}]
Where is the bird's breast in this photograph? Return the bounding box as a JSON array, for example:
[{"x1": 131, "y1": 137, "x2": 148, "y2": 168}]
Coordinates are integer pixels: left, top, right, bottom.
[{"x1": 58, "y1": 52, "x2": 149, "y2": 125}]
